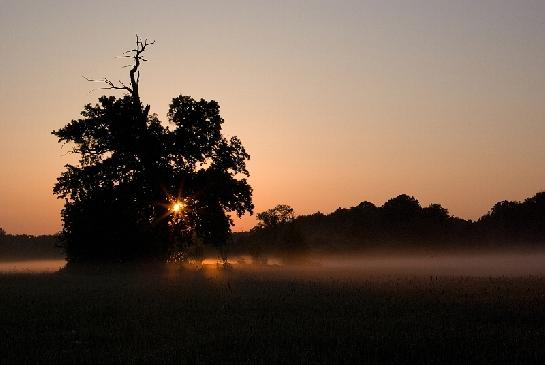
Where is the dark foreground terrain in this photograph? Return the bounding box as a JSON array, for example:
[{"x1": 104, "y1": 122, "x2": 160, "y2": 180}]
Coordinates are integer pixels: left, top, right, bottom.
[{"x1": 1, "y1": 265, "x2": 545, "y2": 364}]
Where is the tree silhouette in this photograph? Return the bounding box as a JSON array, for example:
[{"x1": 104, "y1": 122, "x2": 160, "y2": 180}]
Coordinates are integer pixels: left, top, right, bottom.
[
  {"x1": 478, "y1": 192, "x2": 545, "y2": 243},
  {"x1": 53, "y1": 36, "x2": 253, "y2": 262},
  {"x1": 229, "y1": 191, "x2": 545, "y2": 261},
  {"x1": 254, "y1": 204, "x2": 295, "y2": 230},
  {"x1": 242, "y1": 204, "x2": 306, "y2": 261}
]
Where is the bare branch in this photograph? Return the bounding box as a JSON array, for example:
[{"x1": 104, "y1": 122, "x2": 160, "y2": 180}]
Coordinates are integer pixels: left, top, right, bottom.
[
  {"x1": 118, "y1": 80, "x2": 130, "y2": 88},
  {"x1": 102, "y1": 77, "x2": 132, "y2": 92},
  {"x1": 82, "y1": 76, "x2": 102, "y2": 83},
  {"x1": 83, "y1": 35, "x2": 154, "y2": 101},
  {"x1": 83, "y1": 75, "x2": 132, "y2": 93}
]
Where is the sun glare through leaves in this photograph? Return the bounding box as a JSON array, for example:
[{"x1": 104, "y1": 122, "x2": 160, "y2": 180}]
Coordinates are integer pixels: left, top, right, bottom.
[{"x1": 171, "y1": 201, "x2": 185, "y2": 214}]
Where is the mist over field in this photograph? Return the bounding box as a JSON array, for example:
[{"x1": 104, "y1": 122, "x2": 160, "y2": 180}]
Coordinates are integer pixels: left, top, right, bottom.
[
  {"x1": 218, "y1": 247, "x2": 545, "y2": 278},
  {"x1": 3, "y1": 245, "x2": 545, "y2": 363},
  {"x1": 4, "y1": 247, "x2": 545, "y2": 278},
  {"x1": 305, "y1": 250, "x2": 545, "y2": 277}
]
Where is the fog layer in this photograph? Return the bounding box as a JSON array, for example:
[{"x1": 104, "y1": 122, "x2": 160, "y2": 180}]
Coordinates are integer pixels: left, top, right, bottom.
[{"x1": 3, "y1": 250, "x2": 545, "y2": 276}]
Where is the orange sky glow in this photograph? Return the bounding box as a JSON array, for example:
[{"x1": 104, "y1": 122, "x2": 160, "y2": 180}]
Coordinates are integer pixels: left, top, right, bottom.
[{"x1": 1, "y1": 1, "x2": 545, "y2": 234}]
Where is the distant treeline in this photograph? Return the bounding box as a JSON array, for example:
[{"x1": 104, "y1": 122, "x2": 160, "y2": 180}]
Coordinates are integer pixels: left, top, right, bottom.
[
  {"x1": 2, "y1": 191, "x2": 544, "y2": 262},
  {"x1": 232, "y1": 192, "x2": 545, "y2": 258},
  {"x1": 0, "y1": 229, "x2": 63, "y2": 260}
]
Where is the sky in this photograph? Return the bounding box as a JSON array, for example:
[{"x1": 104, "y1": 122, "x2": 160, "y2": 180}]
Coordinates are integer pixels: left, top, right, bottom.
[{"x1": 1, "y1": 0, "x2": 545, "y2": 234}]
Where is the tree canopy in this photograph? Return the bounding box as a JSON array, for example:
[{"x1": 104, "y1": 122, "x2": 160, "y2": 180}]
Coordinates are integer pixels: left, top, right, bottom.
[
  {"x1": 53, "y1": 37, "x2": 253, "y2": 262},
  {"x1": 254, "y1": 204, "x2": 295, "y2": 230},
  {"x1": 234, "y1": 191, "x2": 545, "y2": 259}
]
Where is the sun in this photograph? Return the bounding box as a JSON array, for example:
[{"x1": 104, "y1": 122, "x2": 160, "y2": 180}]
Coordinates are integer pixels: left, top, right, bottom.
[{"x1": 171, "y1": 201, "x2": 185, "y2": 214}]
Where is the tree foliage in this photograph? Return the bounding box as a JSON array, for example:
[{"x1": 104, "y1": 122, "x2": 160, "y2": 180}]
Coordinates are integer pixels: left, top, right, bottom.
[
  {"x1": 235, "y1": 191, "x2": 545, "y2": 258},
  {"x1": 53, "y1": 37, "x2": 253, "y2": 262},
  {"x1": 254, "y1": 204, "x2": 295, "y2": 230},
  {"x1": 243, "y1": 204, "x2": 305, "y2": 260},
  {"x1": 0, "y1": 232, "x2": 61, "y2": 260}
]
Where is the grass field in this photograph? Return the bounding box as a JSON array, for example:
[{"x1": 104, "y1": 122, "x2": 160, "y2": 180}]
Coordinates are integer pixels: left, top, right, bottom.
[{"x1": 1, "y1": 264, "x2": 545, "y2": 364}]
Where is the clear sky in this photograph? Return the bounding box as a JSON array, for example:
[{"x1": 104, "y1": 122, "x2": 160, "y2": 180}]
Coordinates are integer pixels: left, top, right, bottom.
[{"x1": 1, "y1": 0, "x2": 545, "y2": 234}]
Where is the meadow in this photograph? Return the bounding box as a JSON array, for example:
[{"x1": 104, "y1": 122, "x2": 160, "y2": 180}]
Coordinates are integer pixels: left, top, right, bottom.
[{"x1": 1, "y1": 262, "x2": 545, "y2": 364}]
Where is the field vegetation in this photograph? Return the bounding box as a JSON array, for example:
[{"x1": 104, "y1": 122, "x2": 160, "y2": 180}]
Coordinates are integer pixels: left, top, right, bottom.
[{"x1": 1, "y1": 265, "x2": 545, "y2": 363}]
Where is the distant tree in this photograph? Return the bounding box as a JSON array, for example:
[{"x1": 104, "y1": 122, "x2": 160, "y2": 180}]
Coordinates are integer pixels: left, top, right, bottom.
[
  {"x1": 254, "y1": 204, "x2": 295, "y2": 230},
  {"x1": 53, "y1": 36, "x2": 253, "y2": 262},
  {"x1": 242, "y1": 204, "x2": 307, "y2": 262},
  {"x1": 479, "y1": 200, "x2": 521, "y2": 241},
  {"x1": 381, "y1": 194, "x2": 421, "y2": 239},
  {"x1": 382, "y1": 194, "x2": 421, "y2": 217},
  {"x1": 478, "y1": 192, "x2": 545, "y2": 243},
  {"x1": 232, "y1": 191, "x2": 545, "y2": 257},
  {"x1": 422, "y1": 203, "x2": 449, "y2": 222},
  {"x1": 0, "y1": 233, "x2": 62, "y2": 260}
]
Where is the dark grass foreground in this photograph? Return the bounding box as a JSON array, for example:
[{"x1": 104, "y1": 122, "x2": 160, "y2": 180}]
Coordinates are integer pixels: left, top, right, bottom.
[{"x1": 1, "y1": 265, "x2": 545, "y2": 364}]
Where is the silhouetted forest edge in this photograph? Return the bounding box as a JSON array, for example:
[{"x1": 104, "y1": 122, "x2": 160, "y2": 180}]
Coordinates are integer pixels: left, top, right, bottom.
[
  {"x1": 0, "y1": 229, "x2": 62, "y2": 260},
  {"x1": 1, "y1": 191, "x2": 545, "y2": 261},
  {"x1": 231, "y1": 191, "x2": 545, "y2": 259}
]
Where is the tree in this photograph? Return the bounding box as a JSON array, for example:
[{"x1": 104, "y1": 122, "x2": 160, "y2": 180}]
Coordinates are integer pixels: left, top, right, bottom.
[
  {"x1": 382, "y1": 194, "x2": 421, "y2": 218},
  {"x1": 243, "y1": 204, "x2": 306, "y2": 262},
  {"x1": 478, "y1": 192, "x2": 545, "y2": 243},
  {"x1": 254, "y1": 204, "x2": 295, "y2": 230},
  {"x1": 53, "y1": 36, "x2": 253, "y2": 262}
]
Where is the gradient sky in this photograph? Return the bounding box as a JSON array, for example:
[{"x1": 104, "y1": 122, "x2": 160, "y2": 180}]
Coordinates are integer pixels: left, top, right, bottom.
[{"x1": 1, "y1": 0, "x2": 545, "y2": 234}]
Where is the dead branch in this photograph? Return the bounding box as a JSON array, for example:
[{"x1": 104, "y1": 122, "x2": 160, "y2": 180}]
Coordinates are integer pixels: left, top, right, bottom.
[{"x1": 83, "y1": 35, "x2": 155, "y2": 103}]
